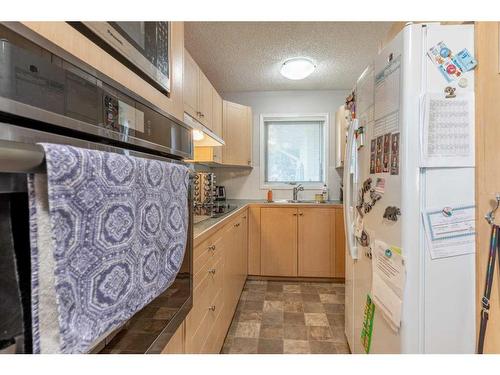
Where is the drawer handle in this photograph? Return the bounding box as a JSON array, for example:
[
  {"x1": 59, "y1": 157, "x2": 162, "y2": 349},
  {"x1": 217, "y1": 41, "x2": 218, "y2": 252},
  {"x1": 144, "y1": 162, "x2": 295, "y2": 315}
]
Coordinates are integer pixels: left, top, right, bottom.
[
  {"x1": 293, "y1": 213, "x2": 297, "y2": 216},
  {"x1": 234, "y1": 223, "x2": 240, "y2": 227},
  {"x1": 208, "y1": 244, "x2": 216, "y2": 252},
  {"x1": 299, "y1": 212, "x2": 304, "y2": 216},
  {"x1": 242, "y1": 216, "x2": 247, "y2": 219},
  {"x1": 208, "y1": 268, "x2": 216, "y2": 275},
  {"x1": 208, "y1": 305, "x2": 216, "y2": 312}
]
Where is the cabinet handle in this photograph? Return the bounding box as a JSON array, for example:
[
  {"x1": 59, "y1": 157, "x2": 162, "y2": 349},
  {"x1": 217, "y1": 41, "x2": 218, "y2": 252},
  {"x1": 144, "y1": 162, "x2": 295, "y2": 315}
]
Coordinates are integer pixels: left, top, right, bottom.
[
  {"x1": 299, "y1": 212, "x2": 304, "y2": 216},
  {"x1": 234, "y1": 222, "x2": 240, "y2": 227},
  {"x1": 208, "y1": 268, "x2": 216, "y2": 275},
  {"x1": 208, "y1": 305, "x2": 216, "y2": 312},
  {"x1": 200, "y1": 113, "x2": 205, "y2": 118},
  {"x1": 242, "y1": 216, "x2": 247, "y2": 219},
  {"x1": 208, "y1": 244, "x2": 216, "y2": 252},
  {"x1": 293, "y1": 213, "x2": 297, "y2": 216},
  {"x1": 196, "y1": 111, "x2": 201, "y2": 117}
]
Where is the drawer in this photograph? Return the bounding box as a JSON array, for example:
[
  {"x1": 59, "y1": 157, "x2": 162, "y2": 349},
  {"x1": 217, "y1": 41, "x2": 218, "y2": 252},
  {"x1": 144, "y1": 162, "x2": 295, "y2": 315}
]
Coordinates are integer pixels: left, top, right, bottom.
[
  {"x1": 200, "y1": 298, "x2": 226, "y2": 354},
  {"x1": 193, "y1": 238, "x2": 223, "y2": 288},
  {"x1": 186, "y1": 285, "x2": 224, "y2": 354},
  {"x1": 193, "y1": 233, "x2": 223, "y2": 280},
  {"x1": 186, "y1": 256, "x2": 224, "y2": 347},
  {"x1": 193, "y1": 228, "x2": 224, "y2": 263}
]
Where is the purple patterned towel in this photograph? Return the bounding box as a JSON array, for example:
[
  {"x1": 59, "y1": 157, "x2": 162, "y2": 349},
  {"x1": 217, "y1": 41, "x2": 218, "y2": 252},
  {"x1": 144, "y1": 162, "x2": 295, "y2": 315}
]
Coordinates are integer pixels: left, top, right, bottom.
[{"x1": 28, "y1": 144, "x2": 189, "y2": 353}]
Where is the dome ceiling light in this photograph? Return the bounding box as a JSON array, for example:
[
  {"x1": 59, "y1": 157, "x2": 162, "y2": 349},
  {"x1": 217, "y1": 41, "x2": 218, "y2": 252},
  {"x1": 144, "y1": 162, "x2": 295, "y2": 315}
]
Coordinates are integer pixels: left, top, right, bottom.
[{"x1": 280, "y1": 57, "x2": 316, "y2": 80}]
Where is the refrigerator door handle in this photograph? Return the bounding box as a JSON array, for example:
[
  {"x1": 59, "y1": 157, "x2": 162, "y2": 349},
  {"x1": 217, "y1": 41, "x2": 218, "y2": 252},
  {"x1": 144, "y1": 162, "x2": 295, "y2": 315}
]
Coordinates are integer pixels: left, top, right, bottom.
[{"x1": 343, "y1": 119, "x2": 358, "y2": 260}]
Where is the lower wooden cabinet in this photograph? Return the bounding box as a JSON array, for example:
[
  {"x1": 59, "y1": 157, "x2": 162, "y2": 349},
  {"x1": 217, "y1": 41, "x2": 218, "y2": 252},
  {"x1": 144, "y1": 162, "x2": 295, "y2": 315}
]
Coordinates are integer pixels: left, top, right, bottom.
[
  {"x1": 256, "y1": 206, "x2": 345, "y2": 279},
  {"x1": 161, "y1": 321, "x2": 185, "y2": 354},
  {"x1": 261, "y1": 207, "x2": 298, "y2": 277},
  {"x1": 184, "y1": 209, "x2": 248, "y2": 354}
]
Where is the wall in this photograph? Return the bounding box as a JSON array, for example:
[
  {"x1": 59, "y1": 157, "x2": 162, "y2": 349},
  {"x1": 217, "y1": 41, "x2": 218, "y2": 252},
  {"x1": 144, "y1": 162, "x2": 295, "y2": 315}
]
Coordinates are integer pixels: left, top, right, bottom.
[
  {"x1": 214, "y1": 90, "x2": 348, "y2": 201},
  {"x1": 475, "y1": 22, "x2": 500, "y2": 353},
  {"x1": 22, "y1": 22, "x2": 185, "y2": 122}
]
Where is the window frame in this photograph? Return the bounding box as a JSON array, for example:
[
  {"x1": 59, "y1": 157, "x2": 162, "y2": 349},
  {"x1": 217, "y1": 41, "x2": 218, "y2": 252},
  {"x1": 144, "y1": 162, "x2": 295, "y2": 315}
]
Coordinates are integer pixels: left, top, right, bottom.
[{"x1": 259, "y1": 113, "x2": 329, "y2": 190}]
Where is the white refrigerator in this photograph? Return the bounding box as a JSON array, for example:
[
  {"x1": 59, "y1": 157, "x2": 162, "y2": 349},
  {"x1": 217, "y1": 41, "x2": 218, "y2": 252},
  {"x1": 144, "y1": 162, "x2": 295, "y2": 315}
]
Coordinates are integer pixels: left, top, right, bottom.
[{"x1": 343, "y1": 23, "x2": 476, "y2": 354}]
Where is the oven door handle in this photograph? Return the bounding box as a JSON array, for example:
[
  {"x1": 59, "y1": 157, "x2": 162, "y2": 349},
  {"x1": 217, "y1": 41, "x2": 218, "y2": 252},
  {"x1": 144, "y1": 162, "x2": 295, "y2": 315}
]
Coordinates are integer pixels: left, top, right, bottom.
[{"x1": 0, "y1": 140, "x2": 45, "y2": 173}]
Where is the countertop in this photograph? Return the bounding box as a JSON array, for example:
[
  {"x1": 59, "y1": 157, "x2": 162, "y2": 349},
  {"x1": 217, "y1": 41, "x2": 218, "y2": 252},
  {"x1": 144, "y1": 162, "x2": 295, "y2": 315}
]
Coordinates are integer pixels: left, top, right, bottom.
[{"x1": 193, "y1": 199, "x2": 343, "y2": 243}]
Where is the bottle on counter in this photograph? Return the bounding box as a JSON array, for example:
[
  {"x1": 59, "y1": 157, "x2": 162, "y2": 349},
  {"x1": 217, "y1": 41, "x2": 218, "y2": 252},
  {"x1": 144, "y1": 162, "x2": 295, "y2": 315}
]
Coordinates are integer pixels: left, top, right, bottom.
[
  {"x1": 322, "y1": 184, "x2": 328, "y2": 202},
  {"x1": 267, "y1": 188, "x2": 273, "y2": 202}
]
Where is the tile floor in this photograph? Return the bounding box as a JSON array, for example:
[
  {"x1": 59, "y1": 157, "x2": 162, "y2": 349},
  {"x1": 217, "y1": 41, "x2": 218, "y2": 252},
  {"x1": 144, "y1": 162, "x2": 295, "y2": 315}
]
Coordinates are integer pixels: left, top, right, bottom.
[{"x1": 221, "y1": 279, "x2": 350, "y2": 354}]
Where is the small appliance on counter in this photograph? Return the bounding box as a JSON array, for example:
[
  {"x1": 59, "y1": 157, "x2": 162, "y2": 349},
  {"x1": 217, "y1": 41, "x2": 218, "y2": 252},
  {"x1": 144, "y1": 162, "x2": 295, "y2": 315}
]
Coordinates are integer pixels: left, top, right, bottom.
[{"x1": 215, "y1": 185, "x2": 226, "y2": 201}]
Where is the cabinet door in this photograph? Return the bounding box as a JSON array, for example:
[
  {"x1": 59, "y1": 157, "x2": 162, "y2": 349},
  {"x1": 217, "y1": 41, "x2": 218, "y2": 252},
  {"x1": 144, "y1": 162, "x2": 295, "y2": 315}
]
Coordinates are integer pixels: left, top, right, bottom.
[
  {"x1": 222, "y1": 100, "x2": 252, "y2": 166},
  {"x1": 239, "y1": 211, "x2": 248, "y2": 291},
  {"x1": 212, "y1": 89, "x2": 223, "y2": 137},
  {"x1": 162, "y1": 321, "x2": 185, "y2": 354},
  {"x1": 260, "y1": 208, "x2": 297, "y2": 277},
  {"x1": 183, "y1": 49, "x2": 199, "y2": 119},
  {"x1": 198, "y1": 71, "x2": 213, "y2": 129},
  {"x1": 333, "y1": 208, "x2": 346, "y2": 278},
  {"x1": 298, "y1": 208, "x2": 334, "y2": 278}
]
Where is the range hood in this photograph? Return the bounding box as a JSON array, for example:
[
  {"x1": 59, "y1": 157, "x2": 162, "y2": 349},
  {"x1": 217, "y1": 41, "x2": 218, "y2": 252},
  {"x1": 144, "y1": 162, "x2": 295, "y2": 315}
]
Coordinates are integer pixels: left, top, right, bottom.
[{"x1": 184, "y1": 113, "x2": 225, "y2": 147}]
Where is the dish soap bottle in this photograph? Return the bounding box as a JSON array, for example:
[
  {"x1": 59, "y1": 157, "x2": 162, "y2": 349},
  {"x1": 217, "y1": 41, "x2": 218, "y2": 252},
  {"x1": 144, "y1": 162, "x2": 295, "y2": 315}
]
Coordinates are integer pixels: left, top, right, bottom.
[
  {"x1": 322, "y1": 184, "x2": 328, "y2": 202},
  {"x1": 267, "y1": 188, "x2": 273, "y2": 202}
]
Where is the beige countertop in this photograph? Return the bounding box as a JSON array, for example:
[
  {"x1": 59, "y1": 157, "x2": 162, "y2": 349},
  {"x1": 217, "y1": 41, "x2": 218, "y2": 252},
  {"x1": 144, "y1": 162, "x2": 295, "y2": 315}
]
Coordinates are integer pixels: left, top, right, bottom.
[{"x1": 193, "y1": 199, "x2": 343, "y2": 244}]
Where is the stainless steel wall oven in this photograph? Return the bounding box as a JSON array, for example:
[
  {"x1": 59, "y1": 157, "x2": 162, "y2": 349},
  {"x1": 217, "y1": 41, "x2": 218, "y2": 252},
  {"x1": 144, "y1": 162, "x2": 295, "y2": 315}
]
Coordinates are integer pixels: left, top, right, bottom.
[{"x1": 0, "y1": 22, "x2": 193, "y2": 354}]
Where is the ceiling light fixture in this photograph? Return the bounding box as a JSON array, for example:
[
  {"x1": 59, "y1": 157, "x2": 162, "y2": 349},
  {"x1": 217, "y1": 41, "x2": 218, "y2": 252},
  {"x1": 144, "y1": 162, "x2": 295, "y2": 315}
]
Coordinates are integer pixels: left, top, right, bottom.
[{"x1": 280, "y1": 57, "x2": 316, "y2": 80}]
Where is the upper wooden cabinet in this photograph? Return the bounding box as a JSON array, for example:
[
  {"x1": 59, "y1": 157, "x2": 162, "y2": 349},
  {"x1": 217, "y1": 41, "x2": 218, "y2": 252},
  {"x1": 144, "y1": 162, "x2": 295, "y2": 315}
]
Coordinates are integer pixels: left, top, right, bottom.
[
  {"x1": 222, "y1": 100, "x2": 252, "y2": 167},
  {"x1": 183, "y1": 48, "x2": 217, "y2": 133},
  {"x1": 212, "y1": 89, "x2": 223, "y2": 139}
]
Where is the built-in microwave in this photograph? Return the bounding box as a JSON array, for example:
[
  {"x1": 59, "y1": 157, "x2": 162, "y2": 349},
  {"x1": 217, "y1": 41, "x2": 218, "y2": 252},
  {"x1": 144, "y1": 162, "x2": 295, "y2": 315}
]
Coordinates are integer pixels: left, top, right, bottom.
[{"x1": 72, "y1": 22, "x2": 171, "y2": 94}]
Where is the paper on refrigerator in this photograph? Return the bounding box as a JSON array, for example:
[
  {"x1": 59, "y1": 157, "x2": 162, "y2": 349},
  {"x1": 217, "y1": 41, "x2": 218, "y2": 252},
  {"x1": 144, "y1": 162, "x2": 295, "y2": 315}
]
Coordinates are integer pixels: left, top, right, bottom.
[
  {"x1": 371, "y1": 240, "x2": 406, "y2": 332},
  {"x1": 422, "y1": 205, "x2": 475, "y2": 259},
  {"x1": 421, "y1": 92, "x2": 474, "y2": 167}
]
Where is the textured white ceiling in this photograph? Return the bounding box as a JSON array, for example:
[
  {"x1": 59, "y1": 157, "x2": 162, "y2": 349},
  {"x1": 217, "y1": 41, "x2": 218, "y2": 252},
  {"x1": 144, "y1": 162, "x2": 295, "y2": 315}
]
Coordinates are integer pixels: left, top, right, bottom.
[{"x1": 185, "y1": 22, "x2": 393, "y2": 93}]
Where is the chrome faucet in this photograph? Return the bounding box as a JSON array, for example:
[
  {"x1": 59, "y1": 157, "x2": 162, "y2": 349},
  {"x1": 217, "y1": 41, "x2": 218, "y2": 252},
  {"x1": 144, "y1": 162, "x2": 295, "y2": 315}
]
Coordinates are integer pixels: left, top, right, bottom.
[{"x1": 292, "y1": 184, "x2": 304, "y2": 202}]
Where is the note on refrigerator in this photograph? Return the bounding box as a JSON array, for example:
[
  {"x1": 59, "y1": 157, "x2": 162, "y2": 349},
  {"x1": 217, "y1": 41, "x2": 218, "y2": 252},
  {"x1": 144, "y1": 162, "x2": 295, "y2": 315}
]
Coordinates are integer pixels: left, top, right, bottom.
[
  {"x1": 421, "y1": 92, "x2": 474, "y2": 167},
  {"x1": 422, "y1": 205, "x2": 476, "y2": 259},
  {"x1": 371, "y1": 240, "x2": 406, "y2": 332}
]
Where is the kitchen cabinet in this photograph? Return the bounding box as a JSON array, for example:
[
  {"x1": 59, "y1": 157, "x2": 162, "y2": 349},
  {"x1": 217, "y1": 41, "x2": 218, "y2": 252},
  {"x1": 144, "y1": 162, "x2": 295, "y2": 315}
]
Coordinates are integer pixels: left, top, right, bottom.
[
  {"x1": 222, "y1": 100, "x2": 252, "y2": 167},
  {"x1": 261, "y1": 207, "x2": 298, "y2": 277},
  {"x1": 183, "y1": 49, "x2": 215, "y2": 131},
  {"x1": 185, "y1": 209, "x2": 248, "y2": 354},
  {"x1": 161, "y1": 321, "x2": 185, "y2": 354},
  {"x1": 255, "y1": 206, "x2": 345, "y2": 279},
  {"x1": 298, "y1": 208, "x2": 333, "y2": 278}
]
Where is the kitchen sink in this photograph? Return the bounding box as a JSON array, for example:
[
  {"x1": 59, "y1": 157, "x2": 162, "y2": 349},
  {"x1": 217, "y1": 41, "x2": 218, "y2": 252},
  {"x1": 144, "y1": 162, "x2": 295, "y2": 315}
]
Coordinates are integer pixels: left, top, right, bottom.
[{"x1": 272, "y1": 199, "x2": 325, "y2": 204}]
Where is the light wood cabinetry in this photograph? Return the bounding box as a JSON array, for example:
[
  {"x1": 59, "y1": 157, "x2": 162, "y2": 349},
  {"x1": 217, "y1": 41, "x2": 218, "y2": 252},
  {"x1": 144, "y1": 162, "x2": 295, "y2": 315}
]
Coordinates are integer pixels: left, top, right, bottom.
[
  {"x1": 185, "y1": 209, "x2": 248, "y2": 354},
  {"x1": 183, "y1": 48, "x2": 215, "y2": 131},
  {"x1": 161, "y1": 321, "x2": 185, "y2": 354},
  {"x1": 222, "y1": 100, "x2": 252, "y2": 167},
  {"x1": 255, "y1": 206, "x2": 345, "y2": 279},
  {"x1": 261, "y1": 207, "x2": 298, "y2": 277},
  {"x1": 298, "y1": 208, "x2": 333, "y2": 278}
]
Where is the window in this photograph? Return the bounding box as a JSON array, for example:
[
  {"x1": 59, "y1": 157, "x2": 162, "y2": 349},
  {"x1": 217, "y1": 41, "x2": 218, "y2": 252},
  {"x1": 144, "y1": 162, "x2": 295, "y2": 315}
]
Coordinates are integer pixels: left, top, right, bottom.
[{"x1": 261, "y1": 114, "x2": 328, "y2": 188}]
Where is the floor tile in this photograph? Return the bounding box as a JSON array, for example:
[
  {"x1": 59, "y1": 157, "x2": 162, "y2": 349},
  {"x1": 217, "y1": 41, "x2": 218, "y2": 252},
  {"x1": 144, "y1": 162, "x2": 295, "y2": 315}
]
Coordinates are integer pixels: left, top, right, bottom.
[
  {"x1": 259, "y1": 324, "x2": 284, "y2": 339},
  {"x1": 283, "y1": 284, "x2": 301, "y2": 293},
  {"x1": 302, "y1": 293, "x2": 321, "y2": 303},
  {"x1": 243, "y1": 300, "x2": 264, "y2": 312},
  {"x1": 283, "y1": 301, "x2": 304, "y2": 312},
  {"x1": 263, "y1": 300, "x2": 284, "y2": 312},
  {"x1": 283, "y1": 293, "x2": 303, "y2": 302},
  {"x1": 265, "y1": 291, "x2": 284, "y2": 301},
  {"x1": 284, "y1": 339, "x2": 311, "y2": 354},
  {"x1": 262, "y1": 311, "x2": 284, "y2": 325},
  {"x1": 308, "y1": 326, "x2": 333, "y2": 341},
  {"x1": 323, "y1": 303, "x2": 344, "y2": 314},
  {"x1": 310, "y1": 340, "x2": 337, "y2": 354},
  {"x1": 284, "y1": 312, "x2": 305, "y2": 325},
  {"x1": 304, "y1": 313, "x2": 329, "y2": 326},
  {"x1": 267, "y1": 283, "x2": 283, "y2": 292},
  {"x1": 235, "y1": 322, "x2": 261, "y2": 338},
  {"x1": 303, "y1": 302, "x2": 325, "y2": 313},
  {"x1": 284, "y1": 325, "x2": 308, "y2": 340},
  {"x1": 238, "y1": 311, "x2": 263, "y2": 323},
  {"x1": 258, "y1": 339, "x2": 284, "y2": 354},
  {"x1": 222, "y1": 280, "x2": 348, "y2": 355},
  {"x1": 229, "y1": 338, "x2": 258, "y2": 354}
]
